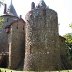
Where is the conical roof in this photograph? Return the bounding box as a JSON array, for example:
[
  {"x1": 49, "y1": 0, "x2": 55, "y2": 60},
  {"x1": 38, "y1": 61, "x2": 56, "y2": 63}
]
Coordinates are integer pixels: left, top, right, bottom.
[{"x1": 7, "y1": 0, "x2": 18, "y2": 17}]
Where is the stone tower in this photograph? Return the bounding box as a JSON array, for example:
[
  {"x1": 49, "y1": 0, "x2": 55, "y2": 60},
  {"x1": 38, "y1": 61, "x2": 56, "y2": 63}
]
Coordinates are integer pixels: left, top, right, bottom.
[
  {"x1": 8, "y1": 19, "x2": 25, "y2": 70},
  {"x1": 24, "y1": 0, "x2": 62, "y2": 71}
]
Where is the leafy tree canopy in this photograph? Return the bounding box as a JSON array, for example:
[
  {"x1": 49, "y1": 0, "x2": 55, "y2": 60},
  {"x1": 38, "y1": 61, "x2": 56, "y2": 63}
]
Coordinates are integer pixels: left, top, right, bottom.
[
  {"x1": 63, "y1": 33, "x2": 72, "y2": 59},
  {"x1": 0, "y1": 17, "x2": 4, "y2": 29},
  {"x1": 63, "y1": 33, "x2": 72, "y2": 44},
  {"x1": 0, "y1": 0, "x2": 5, "y2": 8},
  {"x1": 69, "y1": 23, "x2": 72, "y2": 28},
  {"x1": 64, "y1": 23, "x2": 72, "y2": 45}
]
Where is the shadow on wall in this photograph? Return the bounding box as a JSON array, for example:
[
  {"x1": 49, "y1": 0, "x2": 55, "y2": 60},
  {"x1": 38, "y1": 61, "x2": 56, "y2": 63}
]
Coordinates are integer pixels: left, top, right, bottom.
[{"x1": 0, "y1": 54, "x2": 8, "y2": 68}]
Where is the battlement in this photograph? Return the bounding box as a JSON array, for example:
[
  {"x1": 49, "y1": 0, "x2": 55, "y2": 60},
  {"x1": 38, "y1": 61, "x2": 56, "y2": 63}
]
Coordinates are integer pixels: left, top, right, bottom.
[{"x1": 25, "y1": 1, "x2": 57, "y2": 24}]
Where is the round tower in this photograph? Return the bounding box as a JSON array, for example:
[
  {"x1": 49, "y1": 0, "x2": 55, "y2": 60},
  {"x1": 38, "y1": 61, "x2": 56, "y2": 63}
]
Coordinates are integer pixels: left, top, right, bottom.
[{"x1": 24, "y1": 0, "x2": 62, "y2": 71}]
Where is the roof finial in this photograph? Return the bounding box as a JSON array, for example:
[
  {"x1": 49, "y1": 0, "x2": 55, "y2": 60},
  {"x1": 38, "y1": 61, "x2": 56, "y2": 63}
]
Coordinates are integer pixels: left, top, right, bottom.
[
  {"x1": 40, "y1": 0, "x2": 44, "y2": 3},
  {"x1": 11, "y1": 0, "x2": 12, "y2": 5},
  {"x1": 41, "y1": 0, "x2": 43, "y2": 1},
  {"x1": 7, "y1": 0, "x2": 18, "y2": 17}
]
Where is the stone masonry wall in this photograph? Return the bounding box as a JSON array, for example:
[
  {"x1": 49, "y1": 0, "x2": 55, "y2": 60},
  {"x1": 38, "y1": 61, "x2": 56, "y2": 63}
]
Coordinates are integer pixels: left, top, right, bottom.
[
  {"x1": 59, "y1": 36, "x2": 67, "y2": 56},
  {"x1": 0, "y1": 15, "x2": 18, "y2": 53},
  {"x1": 24, "y1": 8, "x2": 62, "y2": 71},
  {"x1": 8, "y1": 19, "x2": 25, "y2": 70},
  {"x1": 0, "y1": 31, "x2": 8, "y2": 53}
]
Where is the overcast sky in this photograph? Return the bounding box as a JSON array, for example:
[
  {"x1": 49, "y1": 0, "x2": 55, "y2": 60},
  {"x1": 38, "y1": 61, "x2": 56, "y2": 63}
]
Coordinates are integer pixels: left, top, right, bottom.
[{"x1": 0, "y1": 0, "x2": 72, "y2": 36}]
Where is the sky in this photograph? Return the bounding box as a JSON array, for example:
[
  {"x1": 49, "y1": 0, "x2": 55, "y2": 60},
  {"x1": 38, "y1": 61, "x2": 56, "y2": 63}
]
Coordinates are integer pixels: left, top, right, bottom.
[{"x1": 0, "y1": 0, "x2": 72, "y2": 36}]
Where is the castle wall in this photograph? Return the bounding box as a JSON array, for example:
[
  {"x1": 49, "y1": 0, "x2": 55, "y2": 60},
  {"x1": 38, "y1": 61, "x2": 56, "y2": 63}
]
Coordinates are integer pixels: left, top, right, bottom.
[
  {"x1": 59, "y1": 36, "x2": 67, "y2": 56},
  {"x1": 0, "y1": 15, "x2": 19, "y2": 53},
  {"x1": 0, "y1": 31, "x2": 8, "y2": 53},
  {"x1": 8, "y1": 19, "x2": 25, "y2": 70},
  {"x1": 24, "y1": 8, "x2": 62, "y2": 71}
]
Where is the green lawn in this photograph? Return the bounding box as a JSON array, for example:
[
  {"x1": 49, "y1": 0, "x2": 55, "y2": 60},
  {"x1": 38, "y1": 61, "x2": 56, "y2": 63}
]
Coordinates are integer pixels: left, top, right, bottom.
[
  {"x1": 0, "y1": 68, "x2": 72, "y2": 72},
  {"x1": 0, "y1": 68, "x2": 22, "y2": 72}
]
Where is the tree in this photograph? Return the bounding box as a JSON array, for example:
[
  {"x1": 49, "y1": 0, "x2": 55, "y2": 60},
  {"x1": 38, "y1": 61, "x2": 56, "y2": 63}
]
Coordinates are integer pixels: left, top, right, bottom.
[
  {"x1": 69, "y1": 23, "x2": 72, "y2": 28},
  {"x1": 0, "y1": 17, "x2": 4, "y2": 29},
  {"x1": 64, "y1": 33, "x2": 72, "y2": 44},
  {"x1": 63, "y1": 33, "x2": 72, "y2": 59},
  {"x1": 0, "y1": 1, "x2": 4, "y2": 7}
]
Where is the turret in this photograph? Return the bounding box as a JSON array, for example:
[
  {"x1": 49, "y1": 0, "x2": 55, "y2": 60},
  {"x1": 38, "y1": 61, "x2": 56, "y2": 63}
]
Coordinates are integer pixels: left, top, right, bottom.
[
  {"x1": 7, "y1": 0, "x2": 18, "y2": 17},
  {"x1": 8, "y1": 19, "x2": 25, "y2": 70},
  {"x1": 24, "y1": 0, "x2": 62, "y2": 71}
]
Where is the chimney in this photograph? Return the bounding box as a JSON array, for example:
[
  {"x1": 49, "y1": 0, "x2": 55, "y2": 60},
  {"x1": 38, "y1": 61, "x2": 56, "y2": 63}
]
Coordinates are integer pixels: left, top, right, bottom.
[
  {"x1": 20, "y1": 15, "x2": 22, "y2": 18},
  {"x1": 31, "y1": 2, "x2": 35, "y2": 9},
  {"x1": 4, "y1": 4, "x2": 7, "y2": 14}
]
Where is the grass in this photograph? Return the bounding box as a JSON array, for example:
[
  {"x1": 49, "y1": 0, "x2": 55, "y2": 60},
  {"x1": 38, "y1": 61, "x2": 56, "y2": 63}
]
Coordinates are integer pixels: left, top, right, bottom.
[
  {"x1": 0, "y1": 68, "x2": 22, "y2": 72},
  {"x1": 0, "y1": 68, "x2": 72, "y2": 72}
]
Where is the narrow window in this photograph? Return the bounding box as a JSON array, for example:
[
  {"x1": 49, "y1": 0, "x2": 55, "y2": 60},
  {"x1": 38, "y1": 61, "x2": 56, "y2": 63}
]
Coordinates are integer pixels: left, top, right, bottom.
[
  {"x1": 7, "y1": 18, "x2": 9, "y2": 22},
  {"x1": 17, "y1": 24, "x2": 18, "y2": 29}
]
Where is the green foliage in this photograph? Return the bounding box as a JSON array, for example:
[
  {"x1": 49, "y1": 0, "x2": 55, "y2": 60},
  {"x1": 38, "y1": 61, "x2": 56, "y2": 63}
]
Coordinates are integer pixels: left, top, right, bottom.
[
  {"x1": 0, "y1": 68, "x2": 16, "y2": 72},
  {"x1": 0, "y1": 17, "x2": 4, "y2": 29},
  {"x1": 69, "y1": 23, "x2": 72, "y2": 28},
  {"x1": 0, "y1": 68, "x2": 72, "y2": 72},
  {"x1": 0, "y1": 0, "x2": 5, "y2": 7},
  {"x1": 63, "y1": 33, "x2": 72, "y2": 60},
  {"x1": 64, "y1": 33, "x2": 72, "y2": 44}
]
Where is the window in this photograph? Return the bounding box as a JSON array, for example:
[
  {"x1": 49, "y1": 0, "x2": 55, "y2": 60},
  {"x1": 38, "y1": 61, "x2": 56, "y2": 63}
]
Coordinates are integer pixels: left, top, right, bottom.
[{"x1": 7, "y1": 18, "x2": 9, "y2": 22}]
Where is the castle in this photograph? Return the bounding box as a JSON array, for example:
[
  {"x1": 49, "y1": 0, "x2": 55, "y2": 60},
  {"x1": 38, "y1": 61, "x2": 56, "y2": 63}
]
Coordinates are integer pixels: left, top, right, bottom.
[{"x1": 0, "y1": 0, "x2": 71, "y2": 71}]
